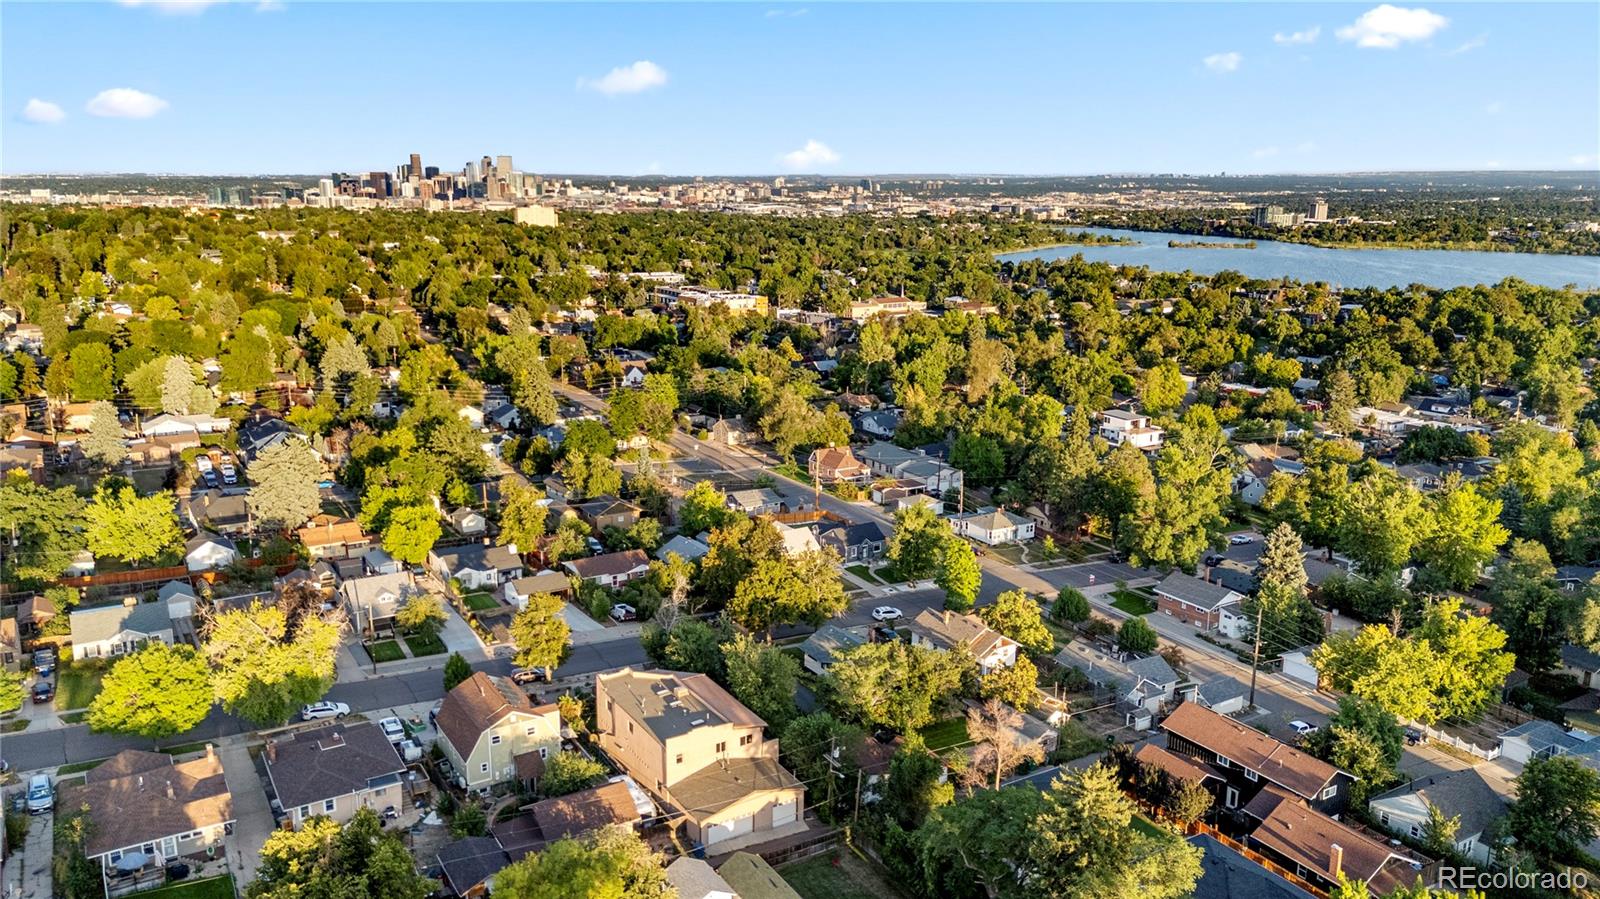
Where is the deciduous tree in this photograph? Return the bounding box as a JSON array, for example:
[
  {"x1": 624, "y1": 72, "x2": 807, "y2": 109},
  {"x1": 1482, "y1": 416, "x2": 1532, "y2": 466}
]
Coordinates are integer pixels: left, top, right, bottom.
[
  {"x1": 489, "y1": 825, "x2": 674, "y2": 899},
  {"x1": 829, "y1": 641, "x2": 972, "y2": 733},
  {"x1": 87, "y1": 643, "x2": 213, "y2": 740},
  {"x1": 723, "y1": 632, "x2": 800, "y2": 732},
  {"x1": 979, "y1": 590, "x2": 1053, "y2": 655},
  {"x1": 510, "y1": 592, "x2": 570, "y2": 680},
  {"x1": 1506, "y1": 755, "x2": 1600, "y2": 864},
  {"x1": 85, "y1": 483, "x2": 181, "y2": 563},
  {"x1": 248, "y1": 441, "x2": 323, "y2": 530}
]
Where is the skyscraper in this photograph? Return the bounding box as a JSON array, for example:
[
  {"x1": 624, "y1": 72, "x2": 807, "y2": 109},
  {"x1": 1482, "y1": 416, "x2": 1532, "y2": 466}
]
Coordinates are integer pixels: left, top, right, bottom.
[
  {"x1": 496, "y1": 155, "x2": 513, "y2": 178},
  {"x1": 409, "y1": 153, "x2": 422, "y2": 180},
  {"x1": 1311, "y1": 198, "x2": 1329, "y2": 222}
]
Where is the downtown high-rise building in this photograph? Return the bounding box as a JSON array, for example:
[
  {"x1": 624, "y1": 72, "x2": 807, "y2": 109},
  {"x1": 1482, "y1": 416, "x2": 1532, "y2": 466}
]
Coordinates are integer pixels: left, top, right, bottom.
[{"x1": 409, "y1": 153, "x2": 423, "y2": 180}]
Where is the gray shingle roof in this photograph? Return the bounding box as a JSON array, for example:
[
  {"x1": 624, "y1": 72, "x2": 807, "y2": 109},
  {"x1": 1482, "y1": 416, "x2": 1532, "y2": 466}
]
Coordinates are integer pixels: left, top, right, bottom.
[
  {"x1": 1126, "y1": 654, "x2": 1179, "y2": 687},
  {"x1": 1155, "y1": 571, "x2": 1241, "y2": 611},
  {"x1": 264, "y1": 722, "x2": 405, "y2": 810},
  {"x1": 70, "y1": 602, "x2": 173, "y2": 645},
  {"x1": 800, "y1": 625, "x2": 866, "y2": 667}
]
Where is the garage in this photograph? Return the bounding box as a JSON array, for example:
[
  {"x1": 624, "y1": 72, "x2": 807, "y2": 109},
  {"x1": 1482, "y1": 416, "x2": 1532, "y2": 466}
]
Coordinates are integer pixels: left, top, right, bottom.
[
  {"x1": 770, "y1": 799, "x2": 797, "y2": 827},
  {"x1": 705, "y1": 814, "x2": 753, "y2": 845}
]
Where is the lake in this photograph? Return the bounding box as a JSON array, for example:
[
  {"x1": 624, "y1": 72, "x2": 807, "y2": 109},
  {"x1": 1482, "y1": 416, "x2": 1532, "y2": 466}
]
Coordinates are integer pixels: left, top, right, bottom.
[{"x1": 996, "y1": 228, "x2": 1600, "y2": 290}]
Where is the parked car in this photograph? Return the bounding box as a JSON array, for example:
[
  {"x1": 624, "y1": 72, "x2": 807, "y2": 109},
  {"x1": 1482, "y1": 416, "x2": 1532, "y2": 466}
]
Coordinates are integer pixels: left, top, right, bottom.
[
  {"x1": 609, "y1": 603, "x2": 637, "y2": 622},
  {"x1": 1228, "y1": 534, "x2": 1255, "y2": 546},
  {"x1": 871, "y1": 606, "x2": 903, "y2": 622},
  {"x1": 31, "y1": 681, "x2": 53, "y2": 704},
  {"x1": 1203, "y1": 554, "x2": 1224, "y2": 568},
  {"x1": 26, "y1": 775, "x2": 52, "y2": 815},
  {"x1": 378, "y1": 717, "x2": 406, "y2": 744},
  {"x1": 1405, "y1": 727, "x2": 1424, "y2": 745},
  {"x1": 509, "y1": 669, "x2": 543, "y2": 685},
  {"x1": 33, "y1": 647, "x2": 55, "y2": 678},
  {"x1": 1288, "y1": 719, "x2": 1319, "y2": 737},
  {"x1": 300, "y1": 701, "x2": 350, "y2": 720}
]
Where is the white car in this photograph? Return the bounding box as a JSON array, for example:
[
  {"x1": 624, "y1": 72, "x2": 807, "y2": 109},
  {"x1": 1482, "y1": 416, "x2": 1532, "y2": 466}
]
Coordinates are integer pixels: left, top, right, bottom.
[
  {"x1": 609, "y1": 603, "x2": 637, "y2": 622},
  {"x1": 378, "y1": 716, "x2": 406, "y2": 743},
  {"x1": 300, "y1": 701, "x2": 350, "y2": 721},
  {"x1": 1289, "y1": 720, "x2": 1319, "y2": 736},
  {"x1": 1228, "y1": 534, "x2": 1255, "y2": 546},
  {"x1": 871, "y1": 606, "x2": 903, "y2": 622},
  {"x1": 26, "y1": 774, "x2": 52, "y2": 815}
]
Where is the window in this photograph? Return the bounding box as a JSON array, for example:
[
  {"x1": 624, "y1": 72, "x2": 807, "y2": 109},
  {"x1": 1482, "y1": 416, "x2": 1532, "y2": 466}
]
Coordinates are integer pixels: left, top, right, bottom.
[
  {"x1": 525, "y1": 726, "x2": 537, "y2": 737},
  {"x1": 538, "y1": 747, "x2": 548, "y2": 759},
  {"x1": 480, "y1": 763, "x2": 489, "y2": 773},
  {"x1": 715, "y1": 742, "x2": 726, "y2": 753},
  {"x1": 323, "y1": 799, "x2": 335, "y2": 813},
  {"x1": 298, "y1": 806, "x2": 309, "y2": 819},
  {"x1": 1321, "y1": 785, "x2": 1338, "y2": 800},
  {"x1": 1215, "y1": 754, "x2": 1230, "y2": 768},
  {"x1": 1409, "y1": 824, "x2": 1421, "y2": 838},
  {"x1": 490, "y1": 734, "x2": 502, "y2": 745},
  {"x1": 1243, "y1": 769, "x2": 1258, "y2": 782},
  {"x1": 675, "y1": 754, "x2": 683, "y2": 765},
  {"x1": 1224, "y1": 786, "x2": 1239, "y2": 808},
  {"x1": 740, "y1": 734, "x2": 753, "y2": 747},
  {"x1": 627, "y1": 721, "x2": 634, "y2": 734}
]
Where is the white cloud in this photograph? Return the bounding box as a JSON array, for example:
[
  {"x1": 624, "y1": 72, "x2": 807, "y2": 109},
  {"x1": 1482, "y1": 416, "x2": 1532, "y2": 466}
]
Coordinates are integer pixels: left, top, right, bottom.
[
  {"x1": 1336, "y1": 5, "x2": 1447, "y2": 48},
  {"x1": 22, "y1": 99, "x2": 65, "y2": 124},
  {"x1": 1203, "y1": 51, "x2": 1242, "y2": 73},
  {"x1": 578, "y1": 60, "x2": 668, "y2": 96},
  {"x1": 1273, "y1": 26, "x2": 1321, "y2": 45},
  {"x1": 86, "y1": 88, "x2": 169, "y2": 118},
  {"x1": 1447, "y1": 34, "x2": 1488, "y2": 55},
  {"x1": 780, "y1": 139, "x2": 840, "y2": 170},
  {"x1": 765, "y1": 7, "x2": 808, "y2": 17},
  {"x1": 1252, "y1": 146, "x2": 1281, "y2": 160},
  {"x1": 1484, "y1": 100, "x2": 1504, "y2": 114},
  {"x1": 117, "y1": 0, "x2": 222, "y2": 13}
]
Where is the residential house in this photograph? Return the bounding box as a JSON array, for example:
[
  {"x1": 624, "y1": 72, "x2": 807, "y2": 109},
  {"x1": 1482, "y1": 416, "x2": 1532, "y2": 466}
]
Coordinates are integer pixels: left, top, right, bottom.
[
  {"x1": 447, "y1": 507, "x2": 489, "y2": 537},
  {"x1": 1557, "y1": 566, "x2": 1600, "y2": 594},
  {"x1": 808, "y1": 446, "x2": 869, "y2": 484},
  {"x1": 458, "y1": 406, "x2": 486, "y2": 429},
  {"x1": 1369, "y1": 768, "x2": 1508, "y2": 864},
  {"x1": 237, "y1": 415, "x2": 307, "y2": 462},
  {"x1": 140, "y1": 413, "x2": 231, "y2": 438},
  {"x1": 70, "y1": 599, "x2": 175, "y2": 660},
  {"x1": 799, "y1": 624, "x2": 867, "y2": 676},
  {"x1": 1054, "y1": 641, "x2": 1178, "y2": 725},
  {"x1": 854, "y1": 410, "x2": 901, "y2": 440},
  {"x1": 847, "y1": 296, "x2": 927, "y2": 321},
  {"x1": 1187, "y1": 832, "x2": 1318, "y2": 899},
  {"x1": 1161, "y1": 702, "x2": 1355, "y2": 815},
  {"x1": 61, "y1": 747, "x2": 234, "y2": 878},
  {"x1": 362, "y1": 547, "x2": 403, "y2": 576},
  {"x1": 595, "y1": 668, "x2": 805, "y2": 849},
  {"x1": 1098, "y1": 409, "x2": 1165, "y2": 450},
  {"x1": 263, "y1": 722, "x2": 406, "y2": 829},
  {"x1": 708, "y1": 419, "x2": 754, "y2": 447},
  {"x1": 431, "y1": 544, "x2": 525, "y2": 591},
  {"x1": 184, "y1": 533, "x2": 239, "y2": 573},
  {"x1": 1498, "y1": 720, "x2": 1597, "y2": 765},
  {"x1": 1280, "y1": 647, "x2": 1321, "y2": 688},
  {"x1": 655, "y1": 534, "x2": 710, "y2": 563},
  {"x1": 950, "y1": 508, "x2": 1036, "y2": 545},
  {"x1": 726, "y1": 488, "x2": 794, "y2": 516},
  {"x1": 1244, "y1": 786, "x2": 1423, "y2": 895},
  {"x1": 717, "y1": 851, "x2": 805, "y2": 899},
  {"x1": 60, "y1": 402, "x2": 98, "y2": 432},
  {"x1": 575, "y1": 496, "x2": 642, "y2": 532},
  {"x1": 502, "y1": 571, "x2": 574, "y2": 609},
  {"x1": 339, "y1": 571, "x2": 425, "y2": 639},
  {"x1": 17, "y1": 593, "x2": 57, "y2": 637},
  {"x1": 1185, "y1": 676, "x2": 1249, "y2": 716},
  {"x1": 295, "y1": 515, "x2": 371, "y2": 560},
  {"x1": 857, "y1": 442, "x2": 963, "y2": 496},
  {"x1": 666, "y1": 858, "x2": 740, "y2": 899},
  {"x1": 527, "y1": 780, "x2": 643, "y2": 842},
  {"x1": 486, "y1": 404, "x2": 521, "y2": 431},
  {"x1": 435, "y1": 836, "x2": 514, "y2": 899},
  {"x1": 908, "y1": 609, "x2": 1019, "y2": 675},
  {"x1": 776, "y1": 523, "x2": 821, "y2": 557},
  {"x1": 815, "y1": 520, "x2": 891, "y2": 564},
  {"x1": 1135, "y1": 743, "x2": 1225, "y2": 796},
  {"x1": 1154, "y1": 572, "x2": 1247, "y2": 639},
  {"x1": 563, "y1": 549, "x2": 651, "y2": 588},
  {"x1": 436, "y1": 672, "x2": 562, "y2": 792},
  {"x1": 0, "y1": 619, "x2": 19, "y2": 671},
  {"x1": 185, "y1": 490, "x2": 252, "y2": 537},
  {"x1": 1560, "y1": 644, "x2": 1600, "y2": 689}
]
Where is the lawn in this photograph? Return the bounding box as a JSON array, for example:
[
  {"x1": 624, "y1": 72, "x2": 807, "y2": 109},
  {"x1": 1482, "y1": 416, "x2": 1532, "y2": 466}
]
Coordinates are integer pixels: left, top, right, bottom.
[
  {"x1": 54, "y1": 664, "x2": 105, "y2": 711},
  {"x1": 1110, "y1": 590, "x2": 1155, "y2": 616},
  {"x1": 844, "y1": 565, "x2": 882, "y2": 585},
  {"x1": 402, "y1": 631, "x2": 447, "y2": 657},
  {"x1": 1131, "y1": 813, "x2": 1164, "y2": 839},
  {"x1": 918, "y1": 717, "x2": 970, "y2": 752},
  {"x1": 1053, "y1": 719, "x2": 1108, "y2": 762},
  {"x1": 781, "y1": 850, "x2": 908, "y2": 899},
  {"x1": 365, "y1": 640, "x2": 405, "y2": 663},
  {"x1": 133, "y1": 875, "x2": 236, "y2": 899},
  {"x1": 56, "y1": 759, "x2": 106, "y2": 775},
  {"x1": 462, "y1": 592, "x2": 499, "y2": 612}
]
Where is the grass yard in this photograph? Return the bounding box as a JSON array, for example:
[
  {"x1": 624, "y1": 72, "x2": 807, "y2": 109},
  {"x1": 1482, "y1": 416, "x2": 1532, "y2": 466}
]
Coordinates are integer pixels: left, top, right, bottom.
[
  {"x1": 918, "y1": 717, "x2": 970, "y2": 752},
  {"x1": 984, "y1": 543, "x2": 1029, "y2": 565},
  {"x1": 781, "y1": 850, "x2": 908, "y2": 899},
  {"x1": 1053, "y1": 719, "x2": 1108, "y2": 762},
  {"x1": 54, "y1": 664, "x2": 105, "y2": 711},
  {"x1": 159, "y1": 741, "x2": 211, "y2": 757},
  {"x1": 365, "y1": 640, "x2": 405, "y2": 663},
  {"x1": 1110, "y1": 590, "x2": 1155, "y2": 616},
  {"x1": 56, "y1": 759, "x2": 106, "y2": 776},
  {"x1": 844, "y1": 565, "x2": 882, "y2": 585},
  {"x1": 462, "y1": 592, "x2": 499, "y2": 612},
  {"x1": 133, "y1": 875, "x2": 236, "y2": 899},
  {"x1": 1131, "y1": 814, "x2": 1164, "y2": 839},
  {"x1": 402, "y1": 631, "x2": 447, "y2": 657}
]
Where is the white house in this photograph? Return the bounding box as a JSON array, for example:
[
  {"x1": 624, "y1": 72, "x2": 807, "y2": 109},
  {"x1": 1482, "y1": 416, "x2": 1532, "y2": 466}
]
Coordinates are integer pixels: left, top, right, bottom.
[
  {"x1": 447, "y1": 507, "x2": 488, "y2": 537},
  {"x1": 184, "y1": 532, "x2": 239, "y2": 572},
  {"x1": 1369, "y1": 769, "x2": 1508, "y2": 864},
  {"x1": 1098, "y1": 409, "x2": 1165, "y2": 450},
  {"x1": 908, "y1": 610, "x2": 1019, "y2": 675},
  {"x1": 69, "y1": 599, "x2": 175, "y2": 660},
  {"x1": 458, "y1": 406, "x2": 486, "y2": 429},
  {"x1": 502, "y1": 571, "x2": 573, "y2": 609},
  {"x1": 950, "y1": 508, "x2": 1035, "y2": 546},
  {"x1": 1280, "y1": 646, "x2": 1321, "y2": 688}
]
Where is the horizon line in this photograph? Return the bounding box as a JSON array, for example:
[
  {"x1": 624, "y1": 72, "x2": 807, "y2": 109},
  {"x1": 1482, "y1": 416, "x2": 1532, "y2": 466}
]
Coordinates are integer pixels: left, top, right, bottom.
[{"x1": 3, "y1": 167, "x2": 1597, "y2": 181}]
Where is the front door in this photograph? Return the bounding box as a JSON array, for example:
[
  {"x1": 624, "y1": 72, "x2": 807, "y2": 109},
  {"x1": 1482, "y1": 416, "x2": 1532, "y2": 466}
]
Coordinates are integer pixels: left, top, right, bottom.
[{"x1": 1224, "y1": 786, "x2": 1239, "y2": 808}]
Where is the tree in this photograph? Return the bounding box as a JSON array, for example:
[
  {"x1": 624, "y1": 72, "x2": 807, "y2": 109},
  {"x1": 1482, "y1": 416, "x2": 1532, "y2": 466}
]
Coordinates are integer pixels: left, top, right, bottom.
[
  {"x1": 1506, "y1": 755, "x2": 1600, "y2": 864},
  {"x1": 728, "y1": 550, "x2": 847, "y2": 634},
  {"x1": 678, "y1": 480, "x2": 738, "y2": 535},
  {"x1": 204, "y1": 597, "x2": 344, "y2": 727},
  {"x1": 658, "y1": 618, "x2": 728, "y2": 677},
  {"x1": 443, "y1": 652, "x2": 472, "y2": 691},
  {"x1": 68, "y1": 342, "x2": 115, "y2": 400},
  {"x1": 1420, "y1": 801, "x2": 1461, "y2": 857},
  {"x1": 81, "y1": 400, "x2": 125, "y2": 466},
  {"x1": 490, "y1": 825, "x2": 674, "y2": 899},
  {"x1": 540, "y1": 751, "x2": 608, "y2": 797},
  {"x1": 560, "y1": 419, "x2": 621, "y2": 499},
  {"x1": 1416, "y1": 474, "x2": 1508, "y2": 591},
  {"x1": 1052, "y1": 586, "x2": 1091, "y2": 623},
  {"x1": 966, "y1": 699, "x2": 1046, "y2": 791},
  {"x1": 449, "y1": 801, "x2": 487, "y2": 838},
  {"x1": 159, "y1": 355, "x2": 199, "y2": 415},
  {"x1": 0, "y1": 669, "x2": 24, "y2": 712},
  {"x1": 829, "y1": 641, "x2": 972, "y2": 733},
  {"x1": 87, "y1": 642, "x2": 213, "y2": 740},
  {"x1": 1489, "y1": 539, "x2": 1574, "y2": 673},
  {"x1": 1117, "y1": 617, "x2": 1158, "y2": 654},
  {"x1": 884, "y1": 735, "x2": 954, "y2": 829},
  {"x1": 723, "y1": 632, "x2": 800, "y2": 732},
  {"x1": 497, "y1": 477, "x2": 548, "y2": 550},
  {"x1": 248, "y1": 441, "x2": 323, "y2": 530},
  {"x1": 1305, "y1": 697, "x2": 1403, "y2": 803},
  {"x1": 979, "y1": 655, "x2": 1040, "y2": 711},
  {"x1": 887, "y1": 504, "x2": 950, "y2": 580},
  {"x1": 979, "y1": 590, "x2": 1053, "y2": 655},
  {"x1": 1413, "y1": 597, "x2": 1515, "y2": 722},
  {"x1": 1123, "y1": 418, "x2": 1233, "y2": 570},
  {"x1": 381, "y1": 503, "x2": 442, "y2": 566},
  {"x1": 510, "y1": 593, "x2": 570, "y2": 680},
  {"x1": 937, "y1": 536, "x2": 982, "y2": 612},
  {"x1": 1246, "y1": 522, "x2": 1324, "y2": 657},
  {"x1": 0, "y1": 476, "x2": 87, "y2": 584},
  {"x1": 1139, "y1": 360, "x2": 1187, "y2": 415},
  {"x1": 1335, "y1": 470, "x2": 1428, "y2": 577},
  {"x1": 85, "y1": 483, "x2": 181, "y2": 563},
  {"x1": 248, "y1": 808, "x2": 434, "y2": 899},
  {"x1": 394, "y1": 592, "x2": 446, "y2": 638}
]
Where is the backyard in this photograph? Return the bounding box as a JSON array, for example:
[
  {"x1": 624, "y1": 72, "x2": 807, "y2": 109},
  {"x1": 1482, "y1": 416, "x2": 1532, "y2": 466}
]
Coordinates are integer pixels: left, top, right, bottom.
[
  {"x1": 461, "y1": 592, "x2": 499, "y2": 612},
  {"x1": 917, "y1": 717, "x2": 969, "y2": 753},
  {"x1": 54, "y1": 663, "x2": 105, "y2": 712},
  {"x1": 780, "y1": 850, "x2": 908, "y2": 899},
  {"x1": 131, "y1": 875, "x2": 236, "y2": 899}
]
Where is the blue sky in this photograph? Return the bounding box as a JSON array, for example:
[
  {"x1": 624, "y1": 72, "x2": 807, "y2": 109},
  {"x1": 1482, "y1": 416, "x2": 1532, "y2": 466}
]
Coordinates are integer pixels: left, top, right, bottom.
[{"x1": 4, "y1": 2, "x2": 1596, "y2": 175}]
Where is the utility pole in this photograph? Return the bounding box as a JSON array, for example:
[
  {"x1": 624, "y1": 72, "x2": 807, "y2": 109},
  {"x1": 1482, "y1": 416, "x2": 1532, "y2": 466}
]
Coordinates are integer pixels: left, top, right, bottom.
[{"x1": 1247, "y1": 600, "x2": 1264, "y2": 710}]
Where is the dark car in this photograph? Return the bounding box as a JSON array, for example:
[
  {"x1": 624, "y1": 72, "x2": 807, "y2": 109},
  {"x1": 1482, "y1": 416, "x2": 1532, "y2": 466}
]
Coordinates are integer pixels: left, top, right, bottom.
[
  {"x1": 1405, "y1": 727, "x2": 1424, "y2": 745},
  {"x1": 32, "y1": 681, "x2": 54, "y2": 704}
]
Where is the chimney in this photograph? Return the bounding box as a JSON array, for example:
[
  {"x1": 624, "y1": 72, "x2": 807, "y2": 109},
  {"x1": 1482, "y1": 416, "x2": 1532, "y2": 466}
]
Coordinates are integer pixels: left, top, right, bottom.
[
  {"x1": 942, "y1": 610, "x2": 951, "y2": 625},
  {"x1": 166, "y1": 780, "x2": 175, "y2": 800},
  {"x1": 266, "y1": 740, "x2": 277, "y2": 763},
  {"x1": 205, "y1": 743, "x2": 215, "y2": 762},
  {"x1": 1330, "y1": 843, "x2": 1344, "y2": 877}
]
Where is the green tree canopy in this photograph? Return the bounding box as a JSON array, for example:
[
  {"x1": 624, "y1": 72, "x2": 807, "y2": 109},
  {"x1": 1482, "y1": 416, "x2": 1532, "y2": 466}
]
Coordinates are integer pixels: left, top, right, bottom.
[
  {"x1": 85, "y1": 483, "x2": 181, "y2": 563},
  {"x1": 248, "y1": 441, "x2": 324, "y2": 530},
  {"x1": 87, "y1": 642, "x2": 213, "y2": 740},
  {"x1": 510, "y1": 592, "x2": 571, "y2": 680}
]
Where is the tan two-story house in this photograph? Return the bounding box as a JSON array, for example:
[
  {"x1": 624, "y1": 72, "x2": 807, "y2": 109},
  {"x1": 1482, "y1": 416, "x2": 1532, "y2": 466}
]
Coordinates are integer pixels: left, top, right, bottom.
[
  {"x1": 436, "y1": 672, "x2": 562, "y2": 793},
  {"x1": 263, "y1": 722, "x2": 406, "y2": 829},
  {"x1": 596, "y1": 668, "x2": 804, "y2": 849}
]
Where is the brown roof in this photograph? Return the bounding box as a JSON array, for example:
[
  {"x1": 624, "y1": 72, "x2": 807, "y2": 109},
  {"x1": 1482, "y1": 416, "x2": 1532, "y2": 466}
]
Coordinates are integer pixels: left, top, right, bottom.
[
  {"x1": 63, "y1": 749, "x2": 234, "y2": 859},
  {"x1": 563, "y1": 549, "x2": 650, "y2": 580},
  {"x1": 910, "y1": 609, "x2": 1016, "y2": 660},
  {"x1": 810, "y1": 446, "x2": 866, "y2": 474},
  {"x1": 528, "y1": 780, "x2": 640, "y2": 840},
  {"x1": 437, "y1": 672, "x2": 558, "y2": 760},
  {"x1": 1134, "y1": 743, "x2": 1223, "y2": 784},
  {"x1": 1248, "y1": 789, "x2": 1418, "y2": 892},
  {"x1": 296, "y1": 515, "x2": 368, "y2": 548},
  {"x1": 20, "y1": 593, "x2": 57, "y2": 623},
  {"x1": 514, "y1": 750, "x2": 546, "y2": 782},
  {"x1": 1161, "y1": 702, "x2": 1341, "y2": 800}
]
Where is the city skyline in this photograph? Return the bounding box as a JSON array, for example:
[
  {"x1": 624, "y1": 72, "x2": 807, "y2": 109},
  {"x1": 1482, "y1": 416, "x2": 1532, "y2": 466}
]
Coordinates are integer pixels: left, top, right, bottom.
[{"x1": 4, "y1": 2, "x2": 1597, "y2": 176}]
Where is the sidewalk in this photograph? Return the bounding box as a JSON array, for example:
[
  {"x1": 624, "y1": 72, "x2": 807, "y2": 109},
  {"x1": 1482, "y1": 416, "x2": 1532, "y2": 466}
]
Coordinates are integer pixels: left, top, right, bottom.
[{"x1": 218, "y1": 741, "x2": 273, "y2": 887}]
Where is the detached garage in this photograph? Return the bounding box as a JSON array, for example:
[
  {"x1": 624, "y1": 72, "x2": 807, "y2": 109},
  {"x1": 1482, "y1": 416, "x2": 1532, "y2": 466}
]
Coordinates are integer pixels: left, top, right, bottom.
[{"x1": 705, "y1": 814, "x2": 754, "y2": 845}]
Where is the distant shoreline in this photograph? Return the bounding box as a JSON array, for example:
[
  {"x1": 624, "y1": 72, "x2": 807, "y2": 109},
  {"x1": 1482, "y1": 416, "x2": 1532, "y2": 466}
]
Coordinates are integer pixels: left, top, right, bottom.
[{"x1": 1168, "y1": 239, "x2": 1256, "y2": 249}]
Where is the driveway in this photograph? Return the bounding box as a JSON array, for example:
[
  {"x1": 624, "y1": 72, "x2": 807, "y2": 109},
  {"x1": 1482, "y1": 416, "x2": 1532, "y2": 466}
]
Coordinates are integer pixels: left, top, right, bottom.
[
  {"x1": 4, "y1": 799, "x2": 53, "y2": 899},
  {"x1": 219, "y1": 742, "x2": 275, "y2": 886}
]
